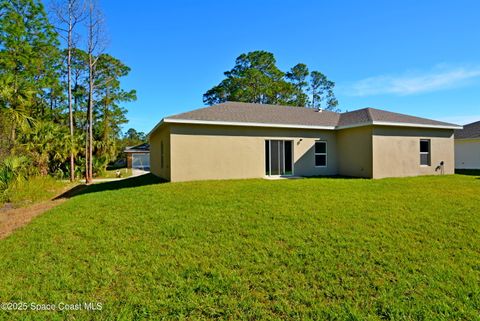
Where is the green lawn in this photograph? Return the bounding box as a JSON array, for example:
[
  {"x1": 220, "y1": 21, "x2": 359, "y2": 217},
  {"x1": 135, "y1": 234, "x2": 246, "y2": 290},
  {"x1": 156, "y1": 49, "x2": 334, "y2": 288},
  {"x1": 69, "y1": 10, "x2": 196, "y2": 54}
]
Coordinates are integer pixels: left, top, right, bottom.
[
  {"x1": 97, "y1": 167, "x2": 133, "y2": 179},
  {"x1": 0, "y1": 174, "x2": 479, "y2": 320}
]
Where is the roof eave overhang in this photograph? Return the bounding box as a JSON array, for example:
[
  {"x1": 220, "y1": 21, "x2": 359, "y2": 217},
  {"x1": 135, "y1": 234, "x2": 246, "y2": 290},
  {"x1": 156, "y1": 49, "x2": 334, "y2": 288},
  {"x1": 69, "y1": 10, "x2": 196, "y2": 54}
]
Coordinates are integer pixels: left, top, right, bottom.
[
  {"x1": 124, "y1": 150, "x2": 149, "y2": 153},
  {"x1": 336, "y1": 121, "x2": 462, "y2": 130},
  {"x1": 148, "y1": 118, "x2": 462, "y2": 136},
  {"x1": 454, "y1": 137, "x2": 480, "y2": 141},
  {"x1": 147, "y1": 119, "x2": 165, "y2": 137},
  {"x1": 161, "y1": 118, "x2": 337, "y2": 130}
]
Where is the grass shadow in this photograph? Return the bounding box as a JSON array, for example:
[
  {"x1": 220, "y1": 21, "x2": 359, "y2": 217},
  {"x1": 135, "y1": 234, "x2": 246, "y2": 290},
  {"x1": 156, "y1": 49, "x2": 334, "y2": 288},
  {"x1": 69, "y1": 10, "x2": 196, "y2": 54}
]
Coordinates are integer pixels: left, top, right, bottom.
[
  {"x1": 455, "y1": 169, "x2": 480, "y2": 176},
  {"x1": 54, "y1": 174, "x2": 165, "y2": 200},
  {"x1": 303, "y1": 174, "x2": 365, "y2": 179}
]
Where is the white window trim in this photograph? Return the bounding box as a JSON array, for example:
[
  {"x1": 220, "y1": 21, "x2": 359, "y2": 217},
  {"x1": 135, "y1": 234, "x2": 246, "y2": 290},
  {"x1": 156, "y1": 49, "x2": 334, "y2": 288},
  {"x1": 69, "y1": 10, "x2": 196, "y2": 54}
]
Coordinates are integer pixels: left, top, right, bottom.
[
  {"x1": 314, "y1": 141, "x2": 327, "y2": 168},
  {"x1": 420, "y1": 139, "x2": 431, "y2": 167}
]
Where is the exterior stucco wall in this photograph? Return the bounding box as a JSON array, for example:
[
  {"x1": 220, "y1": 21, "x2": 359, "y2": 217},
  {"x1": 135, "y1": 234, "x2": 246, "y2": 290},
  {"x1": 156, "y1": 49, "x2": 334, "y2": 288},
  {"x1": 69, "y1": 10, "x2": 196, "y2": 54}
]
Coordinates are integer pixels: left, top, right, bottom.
[
  {"x1": 372, "y1": 127, "x2": 454, "y2": 178},
  {"x1": 169, "y1": 124, "x2": 338, "y2": 182},
  {"x1": 149, "y1": 125, "x2": 171, "y2": 180},
  {"x1": 336, "y1": 126, "x2": 373, "y2": 178},
  {"x1": 149, "y1": 121, "x2": 457, "y2": 182},
  {"x1": 455, "y1": 139, "x2": 480, "y2": 169}
]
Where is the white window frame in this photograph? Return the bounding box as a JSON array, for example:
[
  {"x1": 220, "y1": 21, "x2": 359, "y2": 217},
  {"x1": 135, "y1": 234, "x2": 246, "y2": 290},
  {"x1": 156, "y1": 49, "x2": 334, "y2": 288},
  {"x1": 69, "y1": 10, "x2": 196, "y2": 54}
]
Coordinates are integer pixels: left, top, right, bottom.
[
  {"x1": 314, "y1": 141, "x2": 327, "y2": 168},
  {"x1": 420, "y1": 139, "x2": 431, "y2": 166}
]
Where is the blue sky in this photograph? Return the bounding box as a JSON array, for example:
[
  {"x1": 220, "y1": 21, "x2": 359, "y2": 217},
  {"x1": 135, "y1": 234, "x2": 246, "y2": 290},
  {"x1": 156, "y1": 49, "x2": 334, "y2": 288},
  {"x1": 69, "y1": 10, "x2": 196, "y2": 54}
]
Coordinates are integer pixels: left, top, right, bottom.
[{"x1": 99, "y1": 0, "x2": 480, "y2": 133}]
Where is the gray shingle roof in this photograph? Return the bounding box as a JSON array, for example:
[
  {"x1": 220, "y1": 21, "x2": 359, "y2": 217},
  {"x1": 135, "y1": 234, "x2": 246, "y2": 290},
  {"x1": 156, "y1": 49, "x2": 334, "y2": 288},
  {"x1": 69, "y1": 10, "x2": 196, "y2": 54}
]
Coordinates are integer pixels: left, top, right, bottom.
[
  {"x1": 167, "y1": 102, "x2": 340, "y2": 127},
  {"x1": 158, "y1": 101, "x2": 460, "y2": 131},
  {"x1": 338, "y1": 107, "x2": 459, "y2": 128},
  {"x1": 124, "y1": 143, "x2": 150, "y2": 153},
  {"x1": 455, "y1": 121, "x2": 480, "y2": 139}
]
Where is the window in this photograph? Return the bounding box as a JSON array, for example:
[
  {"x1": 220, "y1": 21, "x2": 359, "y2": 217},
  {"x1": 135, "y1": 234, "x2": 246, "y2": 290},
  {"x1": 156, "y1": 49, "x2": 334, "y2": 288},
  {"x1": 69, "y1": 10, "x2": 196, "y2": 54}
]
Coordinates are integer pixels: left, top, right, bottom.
[
  {"x1": 160, "y1": 141, "x2": 164, "y2": 168},
  {"x1": 420, "y1": 139, "x2": 430, "y2": 166},
  {"x1": 315, "y1": 141, "x2": 327, "y2": 167}
]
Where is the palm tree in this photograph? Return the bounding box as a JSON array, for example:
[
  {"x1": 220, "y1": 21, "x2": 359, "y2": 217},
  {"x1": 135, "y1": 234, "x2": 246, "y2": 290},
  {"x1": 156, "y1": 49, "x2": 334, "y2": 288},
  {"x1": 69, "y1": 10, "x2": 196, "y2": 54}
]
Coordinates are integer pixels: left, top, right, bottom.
[{"x1": 0, "y1": 75, "x2": 35, "y2": 148}]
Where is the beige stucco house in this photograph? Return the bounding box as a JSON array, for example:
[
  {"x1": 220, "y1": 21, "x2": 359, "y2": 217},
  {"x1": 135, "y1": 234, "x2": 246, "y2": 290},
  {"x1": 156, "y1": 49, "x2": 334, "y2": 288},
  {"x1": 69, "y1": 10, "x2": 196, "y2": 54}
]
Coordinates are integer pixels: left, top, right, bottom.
[
  {"x1": 455, "y1": 121, "x2": 480, "y2": 169},
  {"x1": 148, "y1": 102, "x2": 461, "y2": 182}
]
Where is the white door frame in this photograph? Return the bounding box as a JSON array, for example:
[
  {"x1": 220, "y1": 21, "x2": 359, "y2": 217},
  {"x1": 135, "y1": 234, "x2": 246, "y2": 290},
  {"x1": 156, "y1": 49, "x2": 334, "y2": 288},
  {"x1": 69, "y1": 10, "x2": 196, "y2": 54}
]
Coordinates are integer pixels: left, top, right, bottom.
[{"x1": 265, "y1": 139, "x2": 294, "y2": 177}]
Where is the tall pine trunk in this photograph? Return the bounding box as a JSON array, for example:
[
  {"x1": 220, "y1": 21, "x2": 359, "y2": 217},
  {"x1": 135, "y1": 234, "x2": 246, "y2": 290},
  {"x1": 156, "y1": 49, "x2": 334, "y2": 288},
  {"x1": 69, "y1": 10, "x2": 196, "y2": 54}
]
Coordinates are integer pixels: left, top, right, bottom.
[
  {"x1": 53, "y1": 0, "x2": 86, "y2": 181},
  {"x1": 87, "y1": 52, "x2": 94, "y2": 184},
  {"x1": 67, "y1": 17, "x2": 75, "y2": 182},
  {"x1": 85, "y1": 0, "x2": 95, "y2": 184}
]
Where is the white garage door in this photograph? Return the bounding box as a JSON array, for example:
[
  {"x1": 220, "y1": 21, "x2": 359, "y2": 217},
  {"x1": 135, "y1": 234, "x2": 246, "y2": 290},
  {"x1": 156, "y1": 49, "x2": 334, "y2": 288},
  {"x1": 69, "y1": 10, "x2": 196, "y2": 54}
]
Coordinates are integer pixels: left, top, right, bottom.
[
  {"x1": 455, "y1": 140, "x2": 480, "y2": 169},
  {"x1": 132, "y1": 153, "x2": 150, "y2": 170}
]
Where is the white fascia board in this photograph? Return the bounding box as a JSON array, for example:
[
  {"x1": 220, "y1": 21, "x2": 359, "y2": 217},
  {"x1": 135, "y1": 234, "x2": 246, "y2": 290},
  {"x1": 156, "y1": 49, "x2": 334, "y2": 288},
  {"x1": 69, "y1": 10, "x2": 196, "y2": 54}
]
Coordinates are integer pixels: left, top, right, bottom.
[
  {"x1": 148, "y1": 118, "x2": 462, "y2": 136},
  {"x1": 162, "y1": 118, "x2": 336, "y2": 130},
  {"x1": 335, "y1": 122, "x2": 373, "y2": 130},
  {"x1": 336, "y1": 121, "x2": 462, "y2": 130},
  {"x1": 370, "y1": 121, "x2": 462, "y2": 130},
  {"x1": 454, "y1": 138, "x2": 480, "y2": 141},
  {"x1": 147, "y1": 119, "x2": 164, "y2": 138}
]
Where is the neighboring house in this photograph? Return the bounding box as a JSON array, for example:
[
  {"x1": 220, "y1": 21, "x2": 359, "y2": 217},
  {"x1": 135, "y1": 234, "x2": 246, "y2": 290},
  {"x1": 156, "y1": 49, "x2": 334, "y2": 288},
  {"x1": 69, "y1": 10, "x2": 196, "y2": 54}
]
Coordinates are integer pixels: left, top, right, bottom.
[
  {"x1": 148, "y1": 102, "x2": 461, "y2": 182},
  {"x1": 455, "y1": 121, "x2": 480, "y2": 169},
  {"x1": 124, "y1": 143, "x2": 150, "y2": 170}
]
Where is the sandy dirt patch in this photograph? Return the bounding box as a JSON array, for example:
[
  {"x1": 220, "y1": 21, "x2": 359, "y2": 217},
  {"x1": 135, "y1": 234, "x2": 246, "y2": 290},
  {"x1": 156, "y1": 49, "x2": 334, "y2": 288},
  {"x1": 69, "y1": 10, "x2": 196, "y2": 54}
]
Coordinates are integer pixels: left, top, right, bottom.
[{"x1": 0, "y1": 184, "x2": 86, "y2": 240}]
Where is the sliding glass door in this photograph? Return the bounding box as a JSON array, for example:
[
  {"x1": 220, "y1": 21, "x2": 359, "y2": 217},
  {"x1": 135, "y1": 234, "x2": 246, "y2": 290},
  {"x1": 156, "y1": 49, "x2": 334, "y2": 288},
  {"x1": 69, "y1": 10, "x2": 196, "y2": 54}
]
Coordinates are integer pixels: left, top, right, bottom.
[{"x1": 265, "y1": 140, "x2": 293, "y2": 176}]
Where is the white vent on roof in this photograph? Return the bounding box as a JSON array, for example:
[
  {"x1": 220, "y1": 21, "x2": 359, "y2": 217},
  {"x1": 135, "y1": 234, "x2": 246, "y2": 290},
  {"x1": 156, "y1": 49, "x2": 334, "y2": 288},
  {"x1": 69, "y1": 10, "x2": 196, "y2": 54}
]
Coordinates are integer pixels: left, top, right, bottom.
[{"x1": 315, "y1": 108, "x2": 323, "y2": 112}]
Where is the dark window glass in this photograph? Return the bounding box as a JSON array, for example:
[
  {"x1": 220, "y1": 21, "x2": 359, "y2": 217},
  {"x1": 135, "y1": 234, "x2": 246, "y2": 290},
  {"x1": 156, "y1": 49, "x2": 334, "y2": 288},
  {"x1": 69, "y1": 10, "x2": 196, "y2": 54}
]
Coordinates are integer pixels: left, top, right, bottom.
[
  {"x1": 420, "y1": 140, "x2": 430, "y2": 153},
  {"x1": 284, "y1": 141, "x2": 292, "y2": 175},
  {"x1": 266, "y1": 140, "x2": 294, "y2": 176},
  {"x1": 279, "y1": 141, "x2": 284, "y2": 174},
  {"x1": 315, "y1": 141, "x2": 326, "y2": 154},
  {"x1": 420, "y1": 154, "x2": 430, "y2": 166},
  {"x1": 315, "y1": 155, "x2": 326, "y2": 167},
  {"x1": 270, "y1": 140, "x2": 280, "y2": 175},
  {"x1": 420, "y1": 139, "x2": 430, "y2": 166},
  {"x1": 314, "y1": 141, "x2": 327, "y2": 167},
  {"x1": 265, "y1": 141, "x2": 270, "y2": 175}
]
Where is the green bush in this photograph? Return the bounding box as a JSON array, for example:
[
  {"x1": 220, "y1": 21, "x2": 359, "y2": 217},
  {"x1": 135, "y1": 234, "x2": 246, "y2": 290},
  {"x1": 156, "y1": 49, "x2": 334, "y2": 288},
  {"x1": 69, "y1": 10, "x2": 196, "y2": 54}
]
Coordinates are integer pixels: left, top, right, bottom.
[
  {"x1": 0, "y1": 156, "x2": 30, "y2": 202},
  {"x1": 4, "y1": 175, "x2": 69, "y2": 206}
]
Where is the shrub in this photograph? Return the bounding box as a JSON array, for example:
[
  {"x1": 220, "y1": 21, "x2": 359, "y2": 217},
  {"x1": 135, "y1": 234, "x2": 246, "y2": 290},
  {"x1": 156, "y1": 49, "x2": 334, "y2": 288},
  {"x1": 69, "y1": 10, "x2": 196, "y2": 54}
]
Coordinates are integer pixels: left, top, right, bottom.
[
  {"x1": 5, "y1": 176, "x2": 68, "y2": 206},
  {"x1": 0, "y1": 156, "x2": 30, "y2": 202}
]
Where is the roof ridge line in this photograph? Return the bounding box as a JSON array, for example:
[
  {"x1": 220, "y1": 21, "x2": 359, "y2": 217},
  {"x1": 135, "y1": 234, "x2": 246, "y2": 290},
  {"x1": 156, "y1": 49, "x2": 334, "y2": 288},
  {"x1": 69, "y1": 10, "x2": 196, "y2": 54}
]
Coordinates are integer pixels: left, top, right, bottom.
[{"x1": 365, "y1": 107, "x2": 374, "y2": 122}]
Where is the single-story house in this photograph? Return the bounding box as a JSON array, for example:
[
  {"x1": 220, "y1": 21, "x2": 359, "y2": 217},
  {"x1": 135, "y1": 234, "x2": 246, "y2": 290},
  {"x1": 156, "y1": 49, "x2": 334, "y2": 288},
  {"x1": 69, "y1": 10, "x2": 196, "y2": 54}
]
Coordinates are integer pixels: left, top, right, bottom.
[
  {"x1": 148, "y1": 102, "x2": 461, "y2": 182},
  {"x1": 455, "y1": 121, "x2": 480, "y2": 169},
  {"x1": 124, "y1": 143, "x2": 150, "y2": 170}
]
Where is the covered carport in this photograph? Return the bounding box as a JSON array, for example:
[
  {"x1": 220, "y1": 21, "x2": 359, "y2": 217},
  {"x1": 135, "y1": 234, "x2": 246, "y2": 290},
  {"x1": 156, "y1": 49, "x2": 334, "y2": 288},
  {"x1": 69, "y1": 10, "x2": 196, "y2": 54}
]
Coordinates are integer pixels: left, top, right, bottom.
[{"x1": 124, "y1": 143, "x2": 150, "y2": 170}]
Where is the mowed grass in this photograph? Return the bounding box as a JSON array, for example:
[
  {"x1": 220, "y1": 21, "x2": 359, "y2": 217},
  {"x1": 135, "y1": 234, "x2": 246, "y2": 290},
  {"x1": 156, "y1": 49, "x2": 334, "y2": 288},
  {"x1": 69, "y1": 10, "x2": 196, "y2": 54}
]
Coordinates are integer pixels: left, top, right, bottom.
[
  {"x1": 98, "y1": 168, "x2": 133, "y2": 179},
  {"x1": 0, "y1": 174, "x2": 479, "y2": 320}
]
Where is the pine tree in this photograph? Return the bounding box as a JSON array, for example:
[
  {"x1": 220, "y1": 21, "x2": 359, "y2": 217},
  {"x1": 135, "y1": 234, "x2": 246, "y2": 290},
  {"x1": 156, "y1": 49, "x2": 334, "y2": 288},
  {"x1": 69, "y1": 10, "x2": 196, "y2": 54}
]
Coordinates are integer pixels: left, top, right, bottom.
[{"x1": 0, "y1": 0, "x2": 60, "y2": 148}]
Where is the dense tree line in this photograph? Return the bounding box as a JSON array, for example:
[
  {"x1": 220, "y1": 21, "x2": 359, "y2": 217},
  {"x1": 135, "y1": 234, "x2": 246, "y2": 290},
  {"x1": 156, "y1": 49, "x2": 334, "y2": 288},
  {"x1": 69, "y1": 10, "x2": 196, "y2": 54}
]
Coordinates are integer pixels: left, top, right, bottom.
[
  {"x1": 0, "y1": 1, "x2": 338, "y2": 190},
  {"x1": 203, "y1": 51, "x2": 339, "y2": 110},
  {"x1": 0, "y1": 0, "x2": 137, "y2": 184}
]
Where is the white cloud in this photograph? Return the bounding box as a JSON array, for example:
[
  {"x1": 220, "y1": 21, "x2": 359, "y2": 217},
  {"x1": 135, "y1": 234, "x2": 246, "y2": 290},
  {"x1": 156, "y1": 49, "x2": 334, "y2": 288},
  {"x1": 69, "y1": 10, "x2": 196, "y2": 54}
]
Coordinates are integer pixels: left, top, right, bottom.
[{"x1": 347, "y1": 65, "x2": 480, "y2": 96}]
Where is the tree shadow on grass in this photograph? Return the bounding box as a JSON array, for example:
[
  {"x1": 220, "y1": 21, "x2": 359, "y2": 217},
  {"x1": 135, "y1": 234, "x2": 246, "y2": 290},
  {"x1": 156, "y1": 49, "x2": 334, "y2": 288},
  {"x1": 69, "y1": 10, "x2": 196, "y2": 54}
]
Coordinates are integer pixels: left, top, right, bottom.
[
  {"x1": 54, "y1": 174, "x2": 165, "y2": 200},
  {"x1": 303, "y1": 175, "x2": 365, "y2": 179}
]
